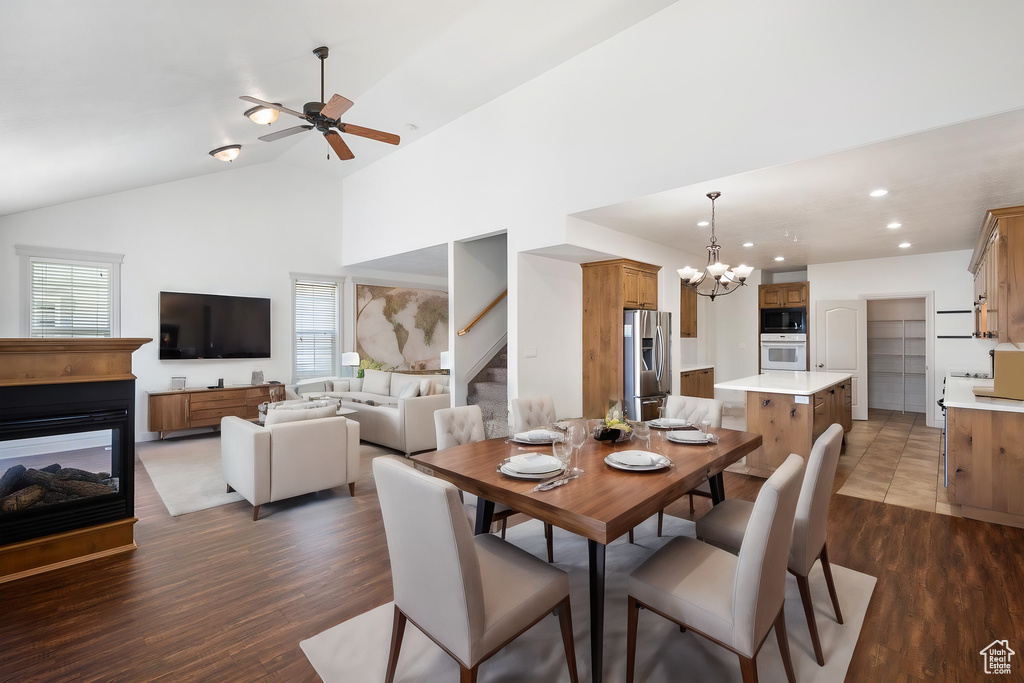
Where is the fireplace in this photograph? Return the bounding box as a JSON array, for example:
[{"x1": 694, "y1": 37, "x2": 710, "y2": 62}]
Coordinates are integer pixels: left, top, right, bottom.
[
  {"x1": 0, "y1": 338, "x2": 150, "y2": 581},
  {"x1": 0, "y1": 380, "x2": 135, "y2": 545}
]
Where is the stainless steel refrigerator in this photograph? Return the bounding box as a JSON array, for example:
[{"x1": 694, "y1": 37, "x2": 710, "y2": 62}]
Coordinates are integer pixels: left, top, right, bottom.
[{"x1": 623, "y1": 310, "x2": 671, "y2": 420}]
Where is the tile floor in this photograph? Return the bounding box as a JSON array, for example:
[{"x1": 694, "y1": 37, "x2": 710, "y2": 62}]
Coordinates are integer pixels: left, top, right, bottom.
[{"x1": 723, "y1": 406, "x2": 956, "y2": 516}]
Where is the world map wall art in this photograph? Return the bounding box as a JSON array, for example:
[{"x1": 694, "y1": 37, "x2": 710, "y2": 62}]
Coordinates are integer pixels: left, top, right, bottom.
[{"x1": 355, "y1": 285, "x2": 449, "y2": 371}]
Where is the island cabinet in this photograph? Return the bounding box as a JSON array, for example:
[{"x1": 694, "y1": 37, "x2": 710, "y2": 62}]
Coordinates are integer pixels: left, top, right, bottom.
[
  {"x1": 715, "y1": 371, "x2": 853, "y2": 478},
  {"x1": 969, "y1": 205, "x2": 1024, "y2": 342},
  {"x1": 581, "y1": 258, "x2": 662, "y2": 417},
  {"x1": 148, "y1": 384, "x2": 282, "y2": 438},
  {"x1": 945, "y1": 376, "x2": 1024, "y2": 528},
  {"x1": 758, "y1": 281, "x2": 808, "y2": 308}
]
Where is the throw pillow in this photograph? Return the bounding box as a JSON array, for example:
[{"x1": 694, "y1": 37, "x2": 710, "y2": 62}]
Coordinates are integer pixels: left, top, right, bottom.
[
  {"x1": 331, "y1": 379, "x2": 352, "y2": 392},
  {"x1": 398, "y1": 382, "x2": 419, "y2": 399},
  {"x1": 265, "y1": 404, "x2": 337, "y2": 426},
  {"x1": 362, "y1": 369, "x2": 392, "y2": 396},
  {"x1": 419, "y1": 378, "x2": 432, "y2": 396}
]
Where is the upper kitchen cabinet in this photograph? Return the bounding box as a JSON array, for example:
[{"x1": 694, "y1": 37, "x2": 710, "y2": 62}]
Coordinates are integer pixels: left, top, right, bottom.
[
  {"x1": 621, "y1": 261, "x2": 660, "y2": 310},
  {"x1": 679, "y1": 283, "x2": 697, "y2": 338},
  {"x1": 970, "y1": 205, "x2": 1024, "y2": 343},
  {"x1": 759, "y1": 281, "x2": 809, "y2": 308}
]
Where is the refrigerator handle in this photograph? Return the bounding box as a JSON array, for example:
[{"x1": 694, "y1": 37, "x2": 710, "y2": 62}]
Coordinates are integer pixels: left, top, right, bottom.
[{"x1": 654, "y1": 323, "x2": 664, "y2": 383}]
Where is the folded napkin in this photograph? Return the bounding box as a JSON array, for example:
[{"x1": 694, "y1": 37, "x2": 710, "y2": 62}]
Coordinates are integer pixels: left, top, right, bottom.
[
  {"x1": 514, "y1": 429, "x2": 563, "y2": 442},
  {"x1": 507, "y1": 453, "x2": 562, "y2": 474},
  {"x1": 652, "y1": 417, "x2": 688, "y2": 427},
  {"x1": 668, "y1": 430, "x2": 710, "y2": 444},
  {"x1": 611, "y1": 450, "x2": 665, "y2": 467}
]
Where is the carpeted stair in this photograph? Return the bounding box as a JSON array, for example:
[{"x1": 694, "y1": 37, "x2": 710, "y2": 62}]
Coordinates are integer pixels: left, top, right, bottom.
[{"x1": 467, "y1": 346, "x2": 508, "y2": 439}]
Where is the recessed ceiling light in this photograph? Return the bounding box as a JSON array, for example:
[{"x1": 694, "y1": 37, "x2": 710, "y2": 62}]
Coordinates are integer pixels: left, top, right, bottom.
[
  {"x1": 870, "y1": 189, "x2": 888, "y2": 197},
  {"x1": 742, "y1": 242, "x2": 754, "y2": 247},
  {"x1": 899, "y1": 242, "x2": 911, "y2": 248},
  {"x1": 774, "y1": 256, "x2": 785, "y2": 262},
  {"x1": 405, "y1": 123, "x2": 419, "y2": 131},
  {"x1": 697, "y1": 221, "x2": 710, "y2": 227},
  {"x1": 887, "y1": 222, "x2": 902, "y2": 229}
]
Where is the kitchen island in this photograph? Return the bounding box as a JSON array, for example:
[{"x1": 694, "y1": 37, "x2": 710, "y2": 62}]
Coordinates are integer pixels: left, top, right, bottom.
[
  {"x1": 944, "y1": 375, "x2": 1024, "y2": 528},
  {"x1": 715, "y1": 371, "x2": 853, "y2": 477}
]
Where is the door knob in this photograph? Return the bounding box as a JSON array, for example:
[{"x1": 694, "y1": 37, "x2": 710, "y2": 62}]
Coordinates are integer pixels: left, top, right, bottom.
[{"x1": 816, "y1": 363, "x2": 824, "y2": 368}]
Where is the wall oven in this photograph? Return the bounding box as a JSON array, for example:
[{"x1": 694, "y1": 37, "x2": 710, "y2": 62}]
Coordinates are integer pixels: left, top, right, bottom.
[{"x1": 760, "y1": 333, "x2": 807, "y2": 371}]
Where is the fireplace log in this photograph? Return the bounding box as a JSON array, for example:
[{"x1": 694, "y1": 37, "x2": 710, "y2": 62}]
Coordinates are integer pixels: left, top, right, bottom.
[
  {"x1": 1, "y1": 484, "x2": 47, "y2": 512},
  {"x1": 0, "y1": 464, "x2": 27, "y2": 498},
  {"x1": 56, "y1": 467, "x2": 107, "y2": 484},
  {"x1": 22, "y1": 469, "x2": 115, "y2": 497}
]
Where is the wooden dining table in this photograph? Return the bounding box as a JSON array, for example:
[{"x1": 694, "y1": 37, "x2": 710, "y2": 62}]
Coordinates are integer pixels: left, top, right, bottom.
[{"x1": 412, "y1": 424, "x2": 763, "y2": 683}]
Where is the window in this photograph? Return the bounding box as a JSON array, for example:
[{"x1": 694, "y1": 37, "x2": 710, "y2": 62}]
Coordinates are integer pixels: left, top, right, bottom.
[
  {"x1": 17, "y1": 246, "x2": 122, "y2": 337},
  {"x1": 293, "y1": 277, "x2": 340, "y2": 380}
]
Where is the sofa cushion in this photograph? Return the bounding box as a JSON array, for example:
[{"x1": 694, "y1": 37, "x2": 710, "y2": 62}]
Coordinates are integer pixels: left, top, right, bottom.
[
  {"x1": 265, "y1": 404, "x2": 337, "y2": 426},
  {"x1": 362, "y1": 369, "x2": 392, "y2": 396},
  {"x1": 340, "y1": 392, "x2": 399, "y2": 406},
  {"x1": 390, "y1": 373, "x2": 422, "y2": 398},
  {"x1": 330, "y1": 379, "x2": 352, "y2": 392}
]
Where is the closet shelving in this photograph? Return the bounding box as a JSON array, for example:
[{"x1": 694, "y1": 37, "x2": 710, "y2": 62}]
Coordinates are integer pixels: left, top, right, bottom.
[{"x1": 867, "y1": 319, "x2": 926, "y2": 413}]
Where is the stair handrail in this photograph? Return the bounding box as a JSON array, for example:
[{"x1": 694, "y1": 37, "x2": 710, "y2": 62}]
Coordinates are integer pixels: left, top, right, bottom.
[{"x1": 458, "y1": 289, "x2": 507, "y2": 336}]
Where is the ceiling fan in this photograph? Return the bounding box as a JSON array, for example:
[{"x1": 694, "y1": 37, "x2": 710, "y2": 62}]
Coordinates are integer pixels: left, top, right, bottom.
[{"x1": 240, "y1": 46, "x2": 400, "y2": 161}]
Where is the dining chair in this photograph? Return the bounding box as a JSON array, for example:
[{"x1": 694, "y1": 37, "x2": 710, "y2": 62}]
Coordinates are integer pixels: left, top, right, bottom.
[
  {"x1": 373, "y1": 456, "x2": 579, "y2": 683},
  {"x1": 627, "y1": 394, "x2": 724, "y2": 543},
  {"x1": 626, "y1": 453, "x2": 805, "y2": 683},
  {"x1": 434, "y1": 405, "x2": 555, "y2": 562},
  {"x1": 696, "y1": 423, "x2": 845, "y2": 666},
  {"x1": 509, "y1": 395, "x2": 557, "y2": 433}
]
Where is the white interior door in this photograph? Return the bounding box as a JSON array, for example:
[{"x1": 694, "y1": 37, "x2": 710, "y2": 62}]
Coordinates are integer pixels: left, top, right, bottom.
[{"x1": 815, "y1": 299, "x2": 867, "y2": 420}]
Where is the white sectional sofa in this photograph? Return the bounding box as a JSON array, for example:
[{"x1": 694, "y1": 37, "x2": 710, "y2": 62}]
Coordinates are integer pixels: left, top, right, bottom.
[{"x1": 292, "y1": 369, "x2": 451, "y2": 455}]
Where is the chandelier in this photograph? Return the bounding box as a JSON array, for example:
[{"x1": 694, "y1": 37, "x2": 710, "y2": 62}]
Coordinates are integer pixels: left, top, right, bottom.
[{"x1": 677, "y1": 191, "x2": 753, "y2": 300}]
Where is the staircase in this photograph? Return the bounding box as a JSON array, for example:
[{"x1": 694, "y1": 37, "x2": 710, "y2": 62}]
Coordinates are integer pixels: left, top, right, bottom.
[{"x1": 467, "y1": 345, "x2": 508, "y2": 439}]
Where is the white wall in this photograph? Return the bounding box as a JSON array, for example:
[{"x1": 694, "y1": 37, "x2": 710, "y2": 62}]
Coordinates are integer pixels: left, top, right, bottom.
[
  {"x1": 808, "y1": 250, "x2": 996, "y2": 424},
  {"x1": 0, "y1": 163, "x2": 345, "y2": 440},
  {"x1": 710, "y1": 269, "x2": 763, "y2": 405}
]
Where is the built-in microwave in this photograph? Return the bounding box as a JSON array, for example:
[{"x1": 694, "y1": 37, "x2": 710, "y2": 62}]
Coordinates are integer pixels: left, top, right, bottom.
[{"x1": 760, "y1": 307, "x2": 807, "y2": 335}]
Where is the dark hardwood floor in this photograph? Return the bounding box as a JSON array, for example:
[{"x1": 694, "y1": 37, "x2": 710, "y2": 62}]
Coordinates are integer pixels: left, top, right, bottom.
[{"x1": 2, "y1": 432, "x2": 1023, "y2": 682}]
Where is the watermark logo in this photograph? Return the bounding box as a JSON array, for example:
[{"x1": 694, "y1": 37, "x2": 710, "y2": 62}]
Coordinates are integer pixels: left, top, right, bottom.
[{"x1": 980, "y1": 640, "x2": 1015, "y2": 675}]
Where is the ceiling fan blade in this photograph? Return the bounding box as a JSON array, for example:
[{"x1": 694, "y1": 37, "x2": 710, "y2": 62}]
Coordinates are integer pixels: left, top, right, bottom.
[
  {"x1": 321, "y1": 94, "x2": 355, "y2": 121},
  {"x1": 258, "y1": 125, "x2": 313, "y2": 142},
  {"x1": 339, "y1": 123, "x2": 400, "y2": 146},
  {"x1": 239, "y1": 96, "x2": 307, "y2": 120},
  {"x1": 324, "y1": 131, "x2": 355, "y2": 160}
]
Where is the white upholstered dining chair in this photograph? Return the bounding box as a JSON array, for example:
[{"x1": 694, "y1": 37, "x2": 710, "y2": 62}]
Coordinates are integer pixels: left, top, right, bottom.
[
  {"x1": 373, "y1": 456, "x2": 579, "y2": 683},
  {"x1": 626, "y1": 453, "x2": 805, "y2": 683},
  {"x1": 509, "y1": 395, "x2": 557, "y2": 433},
  {"x1": 434, "y1": 405, "x2": 555, "y2": 562},
  {"x1": 696, "y1": 423, "x2": 845, "y2": 665}
]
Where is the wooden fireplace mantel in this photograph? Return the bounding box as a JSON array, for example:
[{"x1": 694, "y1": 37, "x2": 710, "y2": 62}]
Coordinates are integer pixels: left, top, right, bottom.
[{"x1": 0, "y1": 338, "x2": 152, "y2": 387}]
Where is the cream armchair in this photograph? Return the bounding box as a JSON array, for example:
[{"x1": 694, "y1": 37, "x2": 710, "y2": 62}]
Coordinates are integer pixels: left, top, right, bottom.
[{"x1": 221, "y1": 414, "x2": 360, "y2": 520}]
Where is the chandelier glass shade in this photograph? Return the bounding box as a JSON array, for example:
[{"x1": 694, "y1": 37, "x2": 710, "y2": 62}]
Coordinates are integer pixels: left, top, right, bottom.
[{"x1": 677, "y1": 192, "x2": 753, "y2": 300}]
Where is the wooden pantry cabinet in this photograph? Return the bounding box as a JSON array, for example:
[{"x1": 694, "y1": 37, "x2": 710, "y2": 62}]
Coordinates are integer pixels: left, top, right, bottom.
[
  {"x1": 759, "y1": 281, "x2": 809, "y2": 308},
  {"x1": 148, "y1": 384, "x2": 282, "y2": 439},
  {"x1": 582, "y1": 259, "x2": 662, "y2": 417},
  {"x1": 970, "y1": 205, "x2": 1024, "y2": 343}
]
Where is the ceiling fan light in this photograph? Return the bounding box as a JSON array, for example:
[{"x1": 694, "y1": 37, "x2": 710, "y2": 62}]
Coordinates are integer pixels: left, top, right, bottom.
[
  {"x1": 209, "y1": 145, "x2": 241, "y2": 162},
  {"x1": 244, "y1": 105, "x2": 280, "y2": 125}
]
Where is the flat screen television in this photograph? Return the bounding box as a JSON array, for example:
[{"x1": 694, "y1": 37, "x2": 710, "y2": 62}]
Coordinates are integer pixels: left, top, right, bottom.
[{"x1": 159, "y1": 292, "x2": 271, "y2": 360}]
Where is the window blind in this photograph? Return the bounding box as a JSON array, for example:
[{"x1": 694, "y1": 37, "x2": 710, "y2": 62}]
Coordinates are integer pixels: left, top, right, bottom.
[
  {"x1": 294, "y1": 279, "x2": 339, "y2": 380},
  {"x1": 30, "y1": 260, "x2": 113, "y2": 337}
]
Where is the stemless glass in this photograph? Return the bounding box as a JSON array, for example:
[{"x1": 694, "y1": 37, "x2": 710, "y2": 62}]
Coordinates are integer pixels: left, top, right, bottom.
[{"x1": 631, "y1": 420, "x2": 651, "y2": 449}]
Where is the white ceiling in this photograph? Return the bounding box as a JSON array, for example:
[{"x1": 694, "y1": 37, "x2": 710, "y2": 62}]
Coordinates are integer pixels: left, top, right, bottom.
[{"x1": 3, "y1": 0, "x2": 1023, "y2": 277}]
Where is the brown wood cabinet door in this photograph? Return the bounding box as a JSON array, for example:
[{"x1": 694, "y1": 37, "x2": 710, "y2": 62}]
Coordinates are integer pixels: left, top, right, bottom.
[
  {"x1": 680, "y1": 371, "x2": 698, "y2": 397},
  {"x1": 759, "y1": 285, "x2": 783, "y2": 308},
  {"x1": 783, "y1": 282, "x2": 808, "y2": 306},
  {"x1": 698, "y1": 368, "x2": 715, "y2": 399},
  {"x1": 639, "y1": 270, "x2": 658, "y2": 309},
  {"x1": 148, "y1": 393, "x2": 189, "y2": 432},
  {"x1": 623, "y1": 268, "x2": 641, "y2": 308},
  {"x1": 811, "y1": 389, "x2": 829, "y2": 441},
  {"x1": 679, "y1": 283, "x2": 697, "y2": 338}
]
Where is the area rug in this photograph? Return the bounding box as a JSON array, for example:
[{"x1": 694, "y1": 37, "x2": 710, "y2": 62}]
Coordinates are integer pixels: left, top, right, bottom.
[
  {"x1": 138, "y1": 437, "x2": 242, "y2": 516},
  {"x1": 301, "y1": 515, "x2": 876, "y2": 682}
]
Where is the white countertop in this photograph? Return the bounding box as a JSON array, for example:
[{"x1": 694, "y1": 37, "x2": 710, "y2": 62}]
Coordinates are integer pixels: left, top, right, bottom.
[
  {"x1": 944, "y1": 375, "x2": 1024, "y2": 413},
  {"x1": 715, "y1": 371, "x2": 853, "y2": 396},
  {"x1": 679, "y1": 364, "x2": 714, "y2": 372}
]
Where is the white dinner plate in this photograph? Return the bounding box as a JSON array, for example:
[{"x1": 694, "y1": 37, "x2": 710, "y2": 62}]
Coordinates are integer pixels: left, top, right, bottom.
[
  {"x1": 510, "y1": 429, "x2": 564, "y2": 445},
  {"x1": 667, "y1": 431, "x2": 712, "y2": 444},
  {"x1": 648, "y1": 418, "x2": 690, "y2": 430},
  {"x1": 604, "y1": 454, "x2": 671, "y2": 471},
  {"x1": 499, "y1": 462, "x2": 566, "y2": 480}
]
